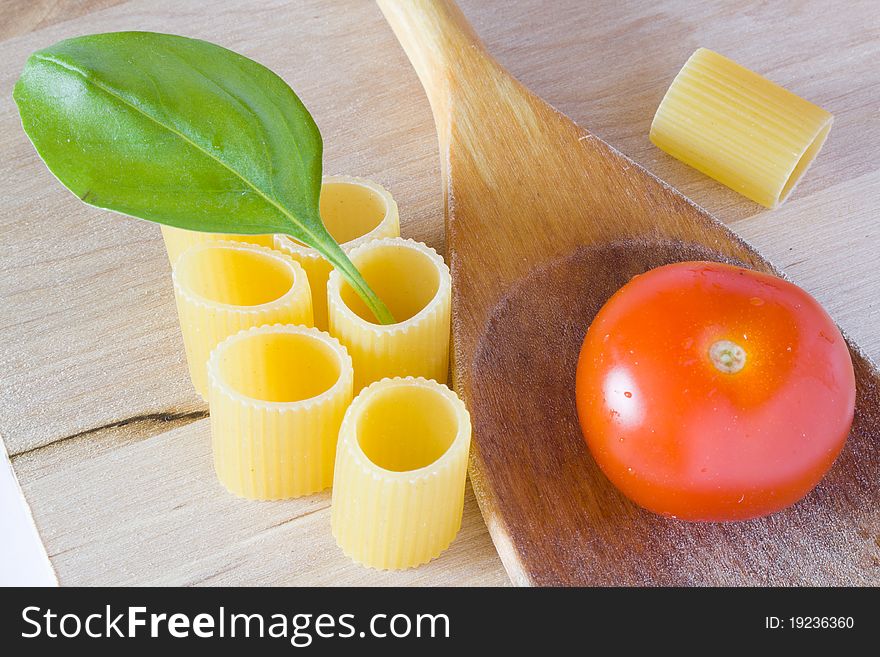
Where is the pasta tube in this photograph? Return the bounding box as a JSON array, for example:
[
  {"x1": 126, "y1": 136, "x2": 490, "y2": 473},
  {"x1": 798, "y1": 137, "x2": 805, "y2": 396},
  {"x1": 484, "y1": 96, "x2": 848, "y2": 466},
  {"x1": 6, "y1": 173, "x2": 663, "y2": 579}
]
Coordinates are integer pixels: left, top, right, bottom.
[
  {"x1": 275, "y1": 175, "x2": 400, "y2": 330},
  {"x1": 208, "y1": 324, "x2": 353, "y2": 500},
  {"x1": 327, "y1": 237, "x2": 451, "y2": 391},
  {"x1": 172, "y1": 241, "x2": 312, "y2": 399},
  {"x1": 650, "y1": 48, "x2": 833, "y2": 208},
  {"x1": 331, "y1": 377, "x2": 471, "y2": 569},
  {"x1": 161, "y1": 224, "x2": 273, "y2": 266}
]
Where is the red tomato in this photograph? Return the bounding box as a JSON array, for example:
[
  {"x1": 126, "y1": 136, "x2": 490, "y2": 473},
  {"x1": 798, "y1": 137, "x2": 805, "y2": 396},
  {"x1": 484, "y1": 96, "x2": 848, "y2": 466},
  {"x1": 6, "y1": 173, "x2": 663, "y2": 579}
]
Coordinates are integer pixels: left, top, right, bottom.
[{"x1": 575, "y1": 261, "x2": 855, "y2": 521}]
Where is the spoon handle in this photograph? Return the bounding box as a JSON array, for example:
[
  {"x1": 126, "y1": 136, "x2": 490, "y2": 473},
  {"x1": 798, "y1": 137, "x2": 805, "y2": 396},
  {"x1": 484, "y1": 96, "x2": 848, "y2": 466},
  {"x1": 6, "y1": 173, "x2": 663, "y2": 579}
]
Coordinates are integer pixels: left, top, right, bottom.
[{"x1": 377, "y1": 0, "x2": 495, "y2": 131}]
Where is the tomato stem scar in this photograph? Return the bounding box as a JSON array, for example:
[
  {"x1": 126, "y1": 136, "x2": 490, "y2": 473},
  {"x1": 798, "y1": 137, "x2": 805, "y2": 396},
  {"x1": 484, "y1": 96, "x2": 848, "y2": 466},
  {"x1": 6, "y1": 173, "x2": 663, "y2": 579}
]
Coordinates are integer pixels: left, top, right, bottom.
[{"x1": 709, "y1": 340, "x2": 746, "y2": 374}]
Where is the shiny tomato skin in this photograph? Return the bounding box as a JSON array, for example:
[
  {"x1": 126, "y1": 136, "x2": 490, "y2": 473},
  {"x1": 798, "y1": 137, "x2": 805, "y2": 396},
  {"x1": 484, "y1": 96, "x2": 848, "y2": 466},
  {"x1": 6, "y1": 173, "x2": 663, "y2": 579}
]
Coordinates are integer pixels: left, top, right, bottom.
[{"x1": 575, "y1": 261, "x2": 855, "y2": 522}]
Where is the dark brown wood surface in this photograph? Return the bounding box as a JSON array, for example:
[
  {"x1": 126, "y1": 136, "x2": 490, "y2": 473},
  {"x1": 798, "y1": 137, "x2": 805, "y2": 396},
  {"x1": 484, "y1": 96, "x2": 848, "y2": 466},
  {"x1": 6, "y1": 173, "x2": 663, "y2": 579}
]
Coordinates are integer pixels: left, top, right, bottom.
[{"x1": 379, "y1": 0, "x2": 880, "y2": 585}]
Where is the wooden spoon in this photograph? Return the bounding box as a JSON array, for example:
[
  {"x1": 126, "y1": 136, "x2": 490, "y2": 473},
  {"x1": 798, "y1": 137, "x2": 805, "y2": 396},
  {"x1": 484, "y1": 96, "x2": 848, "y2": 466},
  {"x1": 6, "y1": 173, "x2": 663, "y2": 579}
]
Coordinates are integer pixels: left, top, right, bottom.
[{"x1": 377, "y1": 0, "x2": 880, "y2": 585}]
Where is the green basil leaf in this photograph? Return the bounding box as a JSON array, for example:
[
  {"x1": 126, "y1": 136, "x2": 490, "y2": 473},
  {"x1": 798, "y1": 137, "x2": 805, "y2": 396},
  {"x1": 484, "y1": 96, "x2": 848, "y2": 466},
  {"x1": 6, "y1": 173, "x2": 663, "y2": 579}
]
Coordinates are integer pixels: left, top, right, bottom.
[{"x1": 13, "y1": 31, "x2": 393, "y2": 323}]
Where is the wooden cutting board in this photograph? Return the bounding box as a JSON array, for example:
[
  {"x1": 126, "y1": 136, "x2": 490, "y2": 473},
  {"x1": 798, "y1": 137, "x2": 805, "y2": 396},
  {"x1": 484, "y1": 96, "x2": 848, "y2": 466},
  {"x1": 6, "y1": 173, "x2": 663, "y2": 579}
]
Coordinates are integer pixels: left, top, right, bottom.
[{"x1": 1, "y1": 0, "x2": 878, "y2": 586}]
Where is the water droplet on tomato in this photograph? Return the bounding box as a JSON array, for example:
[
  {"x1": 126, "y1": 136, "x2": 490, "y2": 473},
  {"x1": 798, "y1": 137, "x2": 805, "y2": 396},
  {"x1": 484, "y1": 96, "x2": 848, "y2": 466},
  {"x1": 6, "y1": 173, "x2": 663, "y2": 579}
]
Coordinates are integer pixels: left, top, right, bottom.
[
  {"x1": 624, "y1": 391, "x2": 632, "y2": 398},
  {"x1": 750, "y1": 297, "x2": 765, "y2": 306}
]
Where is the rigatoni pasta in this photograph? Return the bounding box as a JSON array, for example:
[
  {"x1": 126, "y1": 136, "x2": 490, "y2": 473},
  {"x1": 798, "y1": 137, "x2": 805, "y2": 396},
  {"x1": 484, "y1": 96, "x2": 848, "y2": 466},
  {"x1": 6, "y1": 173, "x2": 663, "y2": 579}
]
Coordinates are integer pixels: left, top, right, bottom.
[
  {"x1": 327, "y1": 237, "x2": 451, "y2": 391},
  {"x1": 208, "y1": 324, "x2": 353, "y2": 500},
  {"x1": 331, "y1": 377, "x2": 471, "y2": 569},
  {"x1": 275, "y1": 176, "x2": 400, "y2": 330},
  {"x1": 172, "y1": 241, "x2": 313, "y2": 399},
  {"x1": 161, "y1": 224, "x2": 274, "y2": 266},
  {"x1": 650, "y1": 48, "x2": 833, "y2": 208}
]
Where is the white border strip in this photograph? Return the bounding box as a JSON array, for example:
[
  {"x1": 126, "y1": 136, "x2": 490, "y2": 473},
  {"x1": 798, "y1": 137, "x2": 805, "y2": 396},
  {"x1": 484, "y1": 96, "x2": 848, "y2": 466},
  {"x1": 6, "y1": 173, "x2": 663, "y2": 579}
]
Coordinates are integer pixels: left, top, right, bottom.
[{"x1": 0, "y1": 440, "x2": 58, "y2": 586}]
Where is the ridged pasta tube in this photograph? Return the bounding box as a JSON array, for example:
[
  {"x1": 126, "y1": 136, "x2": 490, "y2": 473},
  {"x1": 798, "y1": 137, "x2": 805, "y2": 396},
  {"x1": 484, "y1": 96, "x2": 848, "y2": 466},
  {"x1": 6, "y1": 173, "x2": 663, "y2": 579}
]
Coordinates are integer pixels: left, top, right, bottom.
[
  {"x1": 161, "y1": 224, "x2": 274, "y2": 266},
  {"x1": 275, "y1": 175, "x2": 400, "y2": 330},
  {"x1": 208, "y1": 324, "x2": 353, "y2": 500},
  {"x1": 650, "y1": 48, "x2": 833, "y2": 208},
  {"x1": 172, "y1": 241, "x2": 313, "y2": 399},
  {"x1": 327, "y1": 237, "x2": 451, "y2": 391},
  {"x1": 331, "y1": 377, "x2": 471, "y2": 569}
]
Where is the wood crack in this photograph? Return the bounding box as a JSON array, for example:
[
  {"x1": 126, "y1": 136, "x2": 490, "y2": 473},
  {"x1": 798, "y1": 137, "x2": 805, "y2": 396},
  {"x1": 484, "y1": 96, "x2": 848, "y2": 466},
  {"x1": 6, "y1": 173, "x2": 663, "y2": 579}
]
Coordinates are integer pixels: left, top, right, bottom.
[
  {"x1": 265, "y1": 503, "x2": 330, "y2": 530},
  {"x1": 10, "y1": 408, "x2": 210, "y2": 459}
]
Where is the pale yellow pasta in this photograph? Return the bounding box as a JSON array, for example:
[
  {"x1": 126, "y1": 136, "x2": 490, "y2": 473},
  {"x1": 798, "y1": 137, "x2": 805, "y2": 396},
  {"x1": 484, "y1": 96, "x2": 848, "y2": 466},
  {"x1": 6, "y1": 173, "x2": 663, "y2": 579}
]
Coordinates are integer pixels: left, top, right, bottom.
[
  {"x1": 172, "y1": 242, "x2": 312, "y2": 399},
  {"x1": 275, "y1": 175, "x2": 400, "y2": 330},
  {"x1": 650, "y1": 48, "x2": 833, "y2": 208},
  {"x1": 161, "y1": 224, "x2": 274, "y2": 266},
  {"x1": 208, "y1": 324, "x2": 353, "y2": 500},
  {"x1": 327, "y1": 237, "x2": 451, "y2": 391},
  {"x1": 331, "y1": 377, "x2": 471, "y2": 569}
]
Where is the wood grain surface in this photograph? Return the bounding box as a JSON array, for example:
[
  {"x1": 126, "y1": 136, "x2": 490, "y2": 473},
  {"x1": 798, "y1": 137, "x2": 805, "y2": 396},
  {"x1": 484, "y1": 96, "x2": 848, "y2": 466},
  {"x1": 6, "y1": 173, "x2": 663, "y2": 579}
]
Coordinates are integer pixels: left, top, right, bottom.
[{"x1": 1, "y1": 0, "x2": 878, "y2": 586}]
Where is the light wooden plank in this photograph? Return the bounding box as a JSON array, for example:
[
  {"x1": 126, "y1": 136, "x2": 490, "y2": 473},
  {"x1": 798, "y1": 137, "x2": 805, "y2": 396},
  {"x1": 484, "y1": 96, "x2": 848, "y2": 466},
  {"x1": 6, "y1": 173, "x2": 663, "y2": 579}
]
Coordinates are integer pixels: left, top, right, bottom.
[
  {"x1": 471, "y1": 0, "x2": 880, "y2": 223},
  {"x1": 732, "y1": 170, "x2": 880, "y2": 358},
  {"x1": 18, "y1": 419, "x2": 508, "y2": 586},
  {"x1": 0, "y1": 0, "x2": 127, "y2": 40}
]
